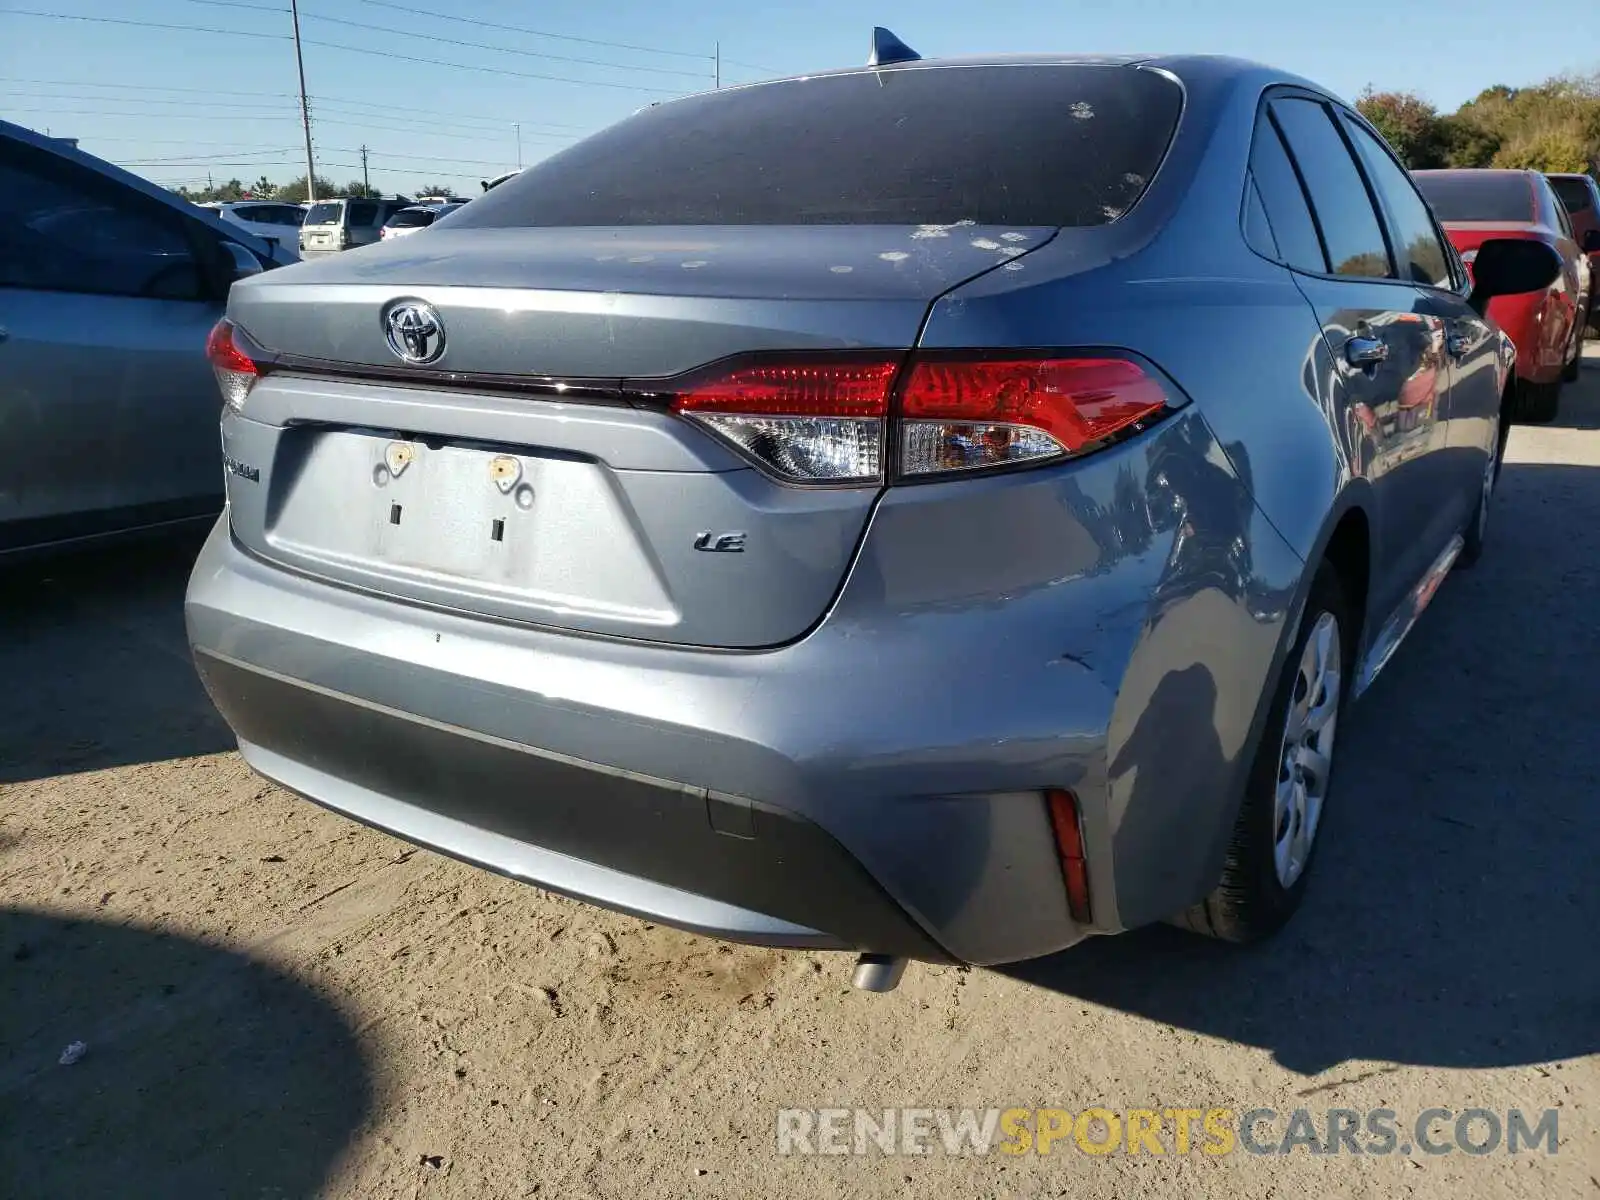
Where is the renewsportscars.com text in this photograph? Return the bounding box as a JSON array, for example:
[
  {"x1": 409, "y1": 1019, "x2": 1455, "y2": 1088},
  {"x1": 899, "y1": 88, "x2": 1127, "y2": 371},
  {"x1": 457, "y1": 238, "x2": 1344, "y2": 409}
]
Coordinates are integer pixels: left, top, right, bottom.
[{"x1": 775, "y1": 1106, "x2": 1561, "y2": 1158}]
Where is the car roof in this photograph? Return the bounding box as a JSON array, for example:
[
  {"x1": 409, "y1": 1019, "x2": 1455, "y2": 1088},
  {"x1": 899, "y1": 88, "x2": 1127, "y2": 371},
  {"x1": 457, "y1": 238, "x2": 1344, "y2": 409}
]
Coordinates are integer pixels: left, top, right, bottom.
[
  {"x1": 0, "y1": 118, "x2": 274, "y2": 256},
  {"x1": 1413, "y1": 168, "x2": 1537, "y2": 179},
  {"x1": 711, "y1": 53, "x2": 1343, "y2": 105}
]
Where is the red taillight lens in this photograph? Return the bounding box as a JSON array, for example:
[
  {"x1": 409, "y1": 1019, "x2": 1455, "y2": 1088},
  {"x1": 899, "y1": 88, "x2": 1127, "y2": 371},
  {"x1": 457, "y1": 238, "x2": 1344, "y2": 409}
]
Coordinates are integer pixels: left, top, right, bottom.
[
  {"x1": 665, "y1": 352, "x2": 1175, "y2": 485},
  {"x1": 205, "y1": 318, "x2": 258, "y2": 411},
  {"x1": 1046, "y1": 788, "x2": 1093, "y2": 924},
  {"x1": 671, "y1": 357, "x2": 899, "y2": 483},
  {"x1": 898, "y1": 357, "x2": 1171, "y2": 476}
]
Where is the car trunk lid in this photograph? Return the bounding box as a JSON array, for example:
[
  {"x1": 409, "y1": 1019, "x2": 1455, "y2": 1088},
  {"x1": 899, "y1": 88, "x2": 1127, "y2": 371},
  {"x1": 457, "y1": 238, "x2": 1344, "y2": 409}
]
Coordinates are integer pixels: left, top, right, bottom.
[{"x1": 220, "y1": 224, "x2": 1055, "y2": 648}]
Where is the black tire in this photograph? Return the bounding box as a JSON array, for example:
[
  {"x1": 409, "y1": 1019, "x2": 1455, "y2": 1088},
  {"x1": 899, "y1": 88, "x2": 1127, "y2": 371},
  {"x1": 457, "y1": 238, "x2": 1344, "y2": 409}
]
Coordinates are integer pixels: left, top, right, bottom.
[
  {"x1": 1177, "y1": 562, "x2": 1352, "y2": 943},
  {"x1": 1457, "y1": 400, "x2": 1510, "y2": 569},
  {"x1": 1562, "y1": 344, "x2": 1581, "y2": 383},
  {"x1": 1506, "y1": 378, "x2": 1560, "y2": 425}
]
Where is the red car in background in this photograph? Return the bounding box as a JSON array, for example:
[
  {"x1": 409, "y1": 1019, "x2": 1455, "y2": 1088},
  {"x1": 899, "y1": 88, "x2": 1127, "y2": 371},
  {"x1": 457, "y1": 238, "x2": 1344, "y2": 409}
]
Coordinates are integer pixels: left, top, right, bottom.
[
  {"x1": 1547, "y1": 172, "x2": 1600, "y2": 335},
  {"x1": 1413, "y1": 168, "x2": 1595, "y2": 423}
]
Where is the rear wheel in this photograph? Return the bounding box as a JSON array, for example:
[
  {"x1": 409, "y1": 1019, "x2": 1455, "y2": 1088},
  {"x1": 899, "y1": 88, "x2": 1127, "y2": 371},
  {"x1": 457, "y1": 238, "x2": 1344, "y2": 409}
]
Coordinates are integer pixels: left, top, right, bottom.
[
  {"x1": 1507, "y1": 377, "x2": 1560, "y2": 425},
  {"x1": 1458, "y1": 404, "x2": 1508, "y2": 569},
  {"x1": 1178, "y1": 563, "x2": 1351, "y2": 943},
  {"x1": 1562, "y1": 331, "x2": 1582, "y2": 382}
]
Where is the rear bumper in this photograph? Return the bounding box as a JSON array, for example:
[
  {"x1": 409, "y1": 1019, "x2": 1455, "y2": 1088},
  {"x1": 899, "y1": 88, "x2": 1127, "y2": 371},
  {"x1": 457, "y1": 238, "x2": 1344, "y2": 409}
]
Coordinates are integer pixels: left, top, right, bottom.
[
  {"x1": 186, "y1": 521, "x2": 1105, "y2": 965},
  {"x1": 197, "y1": 650, "x2": 947, "y2": 958},
  {"x1": 185, "y1": 408, "x2": 1302, "y2": 965}
]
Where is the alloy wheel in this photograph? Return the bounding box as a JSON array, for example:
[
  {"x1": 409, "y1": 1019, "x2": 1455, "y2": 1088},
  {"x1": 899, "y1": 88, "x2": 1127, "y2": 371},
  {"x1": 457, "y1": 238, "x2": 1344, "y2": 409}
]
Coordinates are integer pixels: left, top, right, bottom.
[{"x1": 1273, "y1": 611, "x2": 1341, "y2": 888}]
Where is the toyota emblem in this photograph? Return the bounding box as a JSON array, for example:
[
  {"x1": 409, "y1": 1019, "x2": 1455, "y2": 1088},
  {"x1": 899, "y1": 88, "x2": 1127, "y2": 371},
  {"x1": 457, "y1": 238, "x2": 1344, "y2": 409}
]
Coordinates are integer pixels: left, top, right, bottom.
[{"x1": 384, "y1": 300, "x2": 445, "y2": 365}]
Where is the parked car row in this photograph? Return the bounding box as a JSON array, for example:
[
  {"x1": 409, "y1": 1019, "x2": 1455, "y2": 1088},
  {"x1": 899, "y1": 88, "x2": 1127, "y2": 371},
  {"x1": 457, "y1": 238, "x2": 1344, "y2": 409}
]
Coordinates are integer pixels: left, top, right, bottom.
[
  {"x1": 1413, "y1": 168, "x2": 1598, "y2": 422},
  {"x1": 301, "y1": 196, "x2": 472, "y2": 256}
]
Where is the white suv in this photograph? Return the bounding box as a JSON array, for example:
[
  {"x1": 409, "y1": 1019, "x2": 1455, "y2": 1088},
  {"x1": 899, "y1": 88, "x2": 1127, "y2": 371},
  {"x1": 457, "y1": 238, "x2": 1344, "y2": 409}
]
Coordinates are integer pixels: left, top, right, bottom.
[{"x1": 199, "y1": 201, "x2": 305, "y2": 258}]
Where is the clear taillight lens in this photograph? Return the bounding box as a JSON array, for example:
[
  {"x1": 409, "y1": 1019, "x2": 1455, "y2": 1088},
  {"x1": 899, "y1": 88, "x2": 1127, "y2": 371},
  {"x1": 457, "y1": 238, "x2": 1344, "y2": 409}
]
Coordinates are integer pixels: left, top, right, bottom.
[
  {"x1": 205, "y1": 318, "x2": 258, "y2": 411},
  {"x1": 898, "y1": 357, "x2": 1172, "y2": 476},
  {"x1": 671, "y1": 358, "x2": 899, "y2": 483},
  {"x1": 666, "y1": 353, "x2": 1178, "y2": 485}
]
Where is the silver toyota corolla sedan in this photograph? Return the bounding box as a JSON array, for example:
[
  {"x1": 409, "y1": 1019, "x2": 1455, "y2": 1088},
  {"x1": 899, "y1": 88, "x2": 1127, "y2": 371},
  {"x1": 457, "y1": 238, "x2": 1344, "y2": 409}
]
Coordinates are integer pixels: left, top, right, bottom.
[{"x1": 186, "y1": 43, "x2": 1558, "y2": 990}]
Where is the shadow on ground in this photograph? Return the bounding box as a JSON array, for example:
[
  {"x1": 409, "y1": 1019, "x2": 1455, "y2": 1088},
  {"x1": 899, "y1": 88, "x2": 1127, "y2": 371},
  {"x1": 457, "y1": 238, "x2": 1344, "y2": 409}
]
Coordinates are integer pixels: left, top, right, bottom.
[
  {"x1": 0, "y1": 532, "x2": 233, "y2": 784},
  {"x1": 0, "y1": 909, "x2": 372, "y2": 1199},
  {"x1": 1003, "y1": 460, "x2": 1600, "y2": 1075},
  {"x1": 1544, "y1": 346, "x2": 1600, "y2": 430}
]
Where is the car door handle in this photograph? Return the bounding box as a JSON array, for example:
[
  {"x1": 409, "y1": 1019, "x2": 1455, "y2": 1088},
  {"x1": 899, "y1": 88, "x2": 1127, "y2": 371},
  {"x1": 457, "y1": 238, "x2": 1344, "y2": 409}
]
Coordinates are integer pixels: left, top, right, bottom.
[
  {"x1": 1446, "y1": 332, "x2": 1471, "y2": 358},
  {"x1": 1343, "y1": 336, "x2": 1388, "y2": 367},
  {"x1": 0, "y1": 326, "x2": 9, "y2": 345}
]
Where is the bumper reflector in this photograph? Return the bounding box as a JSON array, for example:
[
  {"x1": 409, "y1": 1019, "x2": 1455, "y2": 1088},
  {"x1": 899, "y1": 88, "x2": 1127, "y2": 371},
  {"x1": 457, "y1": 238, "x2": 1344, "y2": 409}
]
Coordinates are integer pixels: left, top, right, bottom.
[{"x1": 1046, "y1": 788, "x2": 1092, "y2": 924}]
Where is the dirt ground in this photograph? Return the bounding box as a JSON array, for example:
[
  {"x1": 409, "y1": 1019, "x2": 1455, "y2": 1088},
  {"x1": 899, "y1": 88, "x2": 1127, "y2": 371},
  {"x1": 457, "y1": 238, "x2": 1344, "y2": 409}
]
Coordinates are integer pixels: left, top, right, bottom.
[{"x1": 3, "y1": 350, "x2": 1597, "y2": 1200}]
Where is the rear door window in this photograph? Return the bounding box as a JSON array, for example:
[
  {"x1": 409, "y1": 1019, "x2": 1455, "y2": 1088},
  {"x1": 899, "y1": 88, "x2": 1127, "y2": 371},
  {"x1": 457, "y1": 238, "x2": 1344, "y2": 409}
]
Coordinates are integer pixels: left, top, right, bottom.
[
  {"x1": 1270, "y1": 98, "x2": 1393, "y2": 279},
  {"x1": 453, "y1": 64, "x2": 1183, "y2": 228},
  {"x1": 1340, "y1": 115, "x2": 1453, "y2": 289},
  {"x1": 1247, "y1": 113, "x2": 1327, "y2": 273},
  {"x1": 0, "y1": 140, "x2": 206, "y2": 300},
  {"x1": 347, "y1": 201, "x2": 379, "y2": 227}
]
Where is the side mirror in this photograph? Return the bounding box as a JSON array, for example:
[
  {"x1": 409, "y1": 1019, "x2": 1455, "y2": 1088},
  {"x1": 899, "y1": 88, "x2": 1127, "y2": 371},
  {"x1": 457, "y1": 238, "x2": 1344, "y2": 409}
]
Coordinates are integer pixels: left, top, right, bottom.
[
  {"x1": 220, "y1": 240, "x2": 266, "y2": 282},
  {"x1": 1466, "y1": 238, "x2": 1562, "y2": 315},
  {"x1": 1582, "y1": 228, "x2": 1600, "y2": 254}
]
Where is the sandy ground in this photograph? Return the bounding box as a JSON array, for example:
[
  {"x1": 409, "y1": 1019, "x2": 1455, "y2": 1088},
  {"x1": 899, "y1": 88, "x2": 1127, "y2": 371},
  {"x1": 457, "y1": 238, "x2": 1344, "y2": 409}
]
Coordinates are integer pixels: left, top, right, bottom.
[{"x1": 2, "y1": 349, "x2": 1598, "y2": 1200}]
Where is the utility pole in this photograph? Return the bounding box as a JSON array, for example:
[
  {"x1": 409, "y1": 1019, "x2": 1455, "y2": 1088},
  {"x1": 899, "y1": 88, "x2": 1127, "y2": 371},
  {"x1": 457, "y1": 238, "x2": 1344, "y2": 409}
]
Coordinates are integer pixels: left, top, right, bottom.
[
  {"x1": 289, "y1": 0, "x2": 317, "y2": 202},
  {"x1": 714, "y1": 41, "x2": 720, "y2": 89},
  {"x1": 360, "y1": 144, "x2": 370, "y2": 194},
  {"x1": 513, "y1": 123, "x2": 522, "y2": 168}
]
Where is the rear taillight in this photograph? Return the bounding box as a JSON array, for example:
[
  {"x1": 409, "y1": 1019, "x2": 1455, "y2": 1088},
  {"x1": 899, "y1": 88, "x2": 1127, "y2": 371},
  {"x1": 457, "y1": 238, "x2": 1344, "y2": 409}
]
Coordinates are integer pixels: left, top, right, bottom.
[
  {"x1": 205, "y1": 318, "x2": 258, "y2": 411},
  {"x1": 899, "y1": 356, "x2": 1171, "y2": 476},
  {"x1": 666, "y1": 352, "x2": 1178, "y2": 485},
  {"x1": 671, "y1": 358, "x2": 899, "y2": 483}
]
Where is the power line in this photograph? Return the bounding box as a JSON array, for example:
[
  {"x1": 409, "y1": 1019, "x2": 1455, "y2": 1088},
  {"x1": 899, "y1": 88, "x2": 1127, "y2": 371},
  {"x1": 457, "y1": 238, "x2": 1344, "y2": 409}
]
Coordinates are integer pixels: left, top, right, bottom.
[
  {"x1": 351, "y1": 0, "x2": 714, "y2": 62},
  {"x1": 179, "y1": 0, "x2": 289, "y2": 11},
  {"x1": 297, "y1": 11, "x2": 711, "y2": 80},
  {"x1": 308, "y1": 114, "x2": 572, "y2": 142},
  {"x1": 0, "y1": 76, "x2": 296, "y2": 99},
  {"x1": 297, "y1": 33, "x2": 681, "y2": 93},
  {"x1": 0, "y1": 89, "x2": 297, "y2": 113},
  {"x1": 4, "y1": 10, "x2": 683, "y2": 93},
  {"x1": 3, "y1": 9, "x2": 290, "y2": 42},
  {"x1": 0, "y1": 77, "x2": 588, "y2": 130},
  {"x1": 0, "y1": 107, "x2": 297, "y2": 121},
  {"x1": 309, "y1": 99, "x2": 577, "y2": 136}
]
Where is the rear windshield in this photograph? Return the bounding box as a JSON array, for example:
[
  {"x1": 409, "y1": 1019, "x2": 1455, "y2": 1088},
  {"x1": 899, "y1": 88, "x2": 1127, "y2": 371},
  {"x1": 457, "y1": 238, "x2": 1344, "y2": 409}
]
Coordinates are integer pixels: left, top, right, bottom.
[
  {"x1": 1547, "y1": 175, "x2": 1596, "y2": 214},
  {"x1": 452, "y1": 64, "x2": 1182, "y2": 228},
  {"x1": 1413, "y1": 173, "x2": 1533, "y2": 223},
  {"x1": 303, "y1": 201, "x2": 342, "y2": 225},
  {"x1": 386, "y1": 209, "x2": 435, "y2": 228}
]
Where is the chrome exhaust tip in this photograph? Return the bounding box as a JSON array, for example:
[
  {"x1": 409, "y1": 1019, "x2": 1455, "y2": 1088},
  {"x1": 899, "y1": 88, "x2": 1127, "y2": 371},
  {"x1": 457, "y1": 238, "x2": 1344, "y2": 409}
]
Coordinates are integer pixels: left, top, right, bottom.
[{"x1": 851, "y1": 953, "x2": 908, "y2": 992}]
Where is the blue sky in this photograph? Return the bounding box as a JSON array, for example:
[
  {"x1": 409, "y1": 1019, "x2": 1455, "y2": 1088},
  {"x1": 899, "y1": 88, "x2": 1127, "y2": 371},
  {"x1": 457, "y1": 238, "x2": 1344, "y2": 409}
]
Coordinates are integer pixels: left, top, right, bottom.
[{"x1": 2, "y1": 0, "x2": 1593, "y2": 196}]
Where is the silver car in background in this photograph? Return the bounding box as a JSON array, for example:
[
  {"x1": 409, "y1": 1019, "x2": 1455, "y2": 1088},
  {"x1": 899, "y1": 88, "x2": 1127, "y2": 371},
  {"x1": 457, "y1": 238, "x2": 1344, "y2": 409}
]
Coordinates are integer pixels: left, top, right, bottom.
[
  {"x1": 0, "y1": 120, "x2": 291, "y2": 557},
  {"x1": 186, "y1": 48, "x2": 1557, "y2": 988}
]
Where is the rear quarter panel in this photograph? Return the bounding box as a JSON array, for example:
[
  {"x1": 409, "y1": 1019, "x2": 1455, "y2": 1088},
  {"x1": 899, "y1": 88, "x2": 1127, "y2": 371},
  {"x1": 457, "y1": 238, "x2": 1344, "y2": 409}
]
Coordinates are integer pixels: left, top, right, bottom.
[{"x1": 914, "y1": 65, "x2": 1371, "y2": 924}]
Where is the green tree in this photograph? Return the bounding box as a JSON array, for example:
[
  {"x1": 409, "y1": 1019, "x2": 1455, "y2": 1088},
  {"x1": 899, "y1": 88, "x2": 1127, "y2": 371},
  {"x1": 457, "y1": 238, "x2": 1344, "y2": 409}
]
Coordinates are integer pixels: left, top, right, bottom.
[
  {"x1": 342, "y1": 179, "x2": 381, "y2": 199},
  {"x1": 411, "y1": 182, "x2": 455, "y2": 198},
  {"x1": 276, "y1": 174, "x2": 341, "y2": 202},
  {"x1": 1356, "y1": 88, "x2": 1447, "y2": 168},
  {"x1": 248, "y1": 175, "x2": 278, "y2": 200},
  {"x1": 1435, "y1": 113, "x2": 1502, "y2": 167}
]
